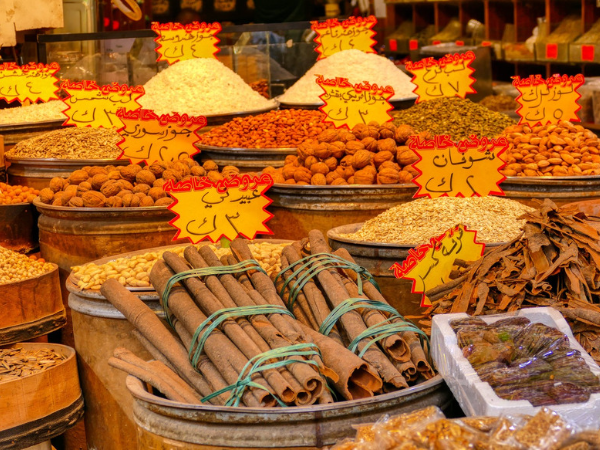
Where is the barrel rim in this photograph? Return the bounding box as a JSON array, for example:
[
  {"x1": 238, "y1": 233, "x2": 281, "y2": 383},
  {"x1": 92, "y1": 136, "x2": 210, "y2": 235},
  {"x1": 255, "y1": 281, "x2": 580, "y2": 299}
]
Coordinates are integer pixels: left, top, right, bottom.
[
  {"x1": 0, "y1": 201, "x2": 34, "y2": 208},
  {"x1": 0, "y1": 118, "x2": 64, "y2": 130},
  {"x1": 196, "y1": 143, "x2": 297, "y2": 153},
  {"x1": 34, "y1": 197, "x2": 171, "y2": 214},
  {"x1": 6, "y1": 156, "x2": 128, "y2": 165},
  {"x1": 276, "y1": 95, "x2": 418, "y2": 107},
  {"x1": 271, "y1": 183, "x2": 416, "y2": 191},
  {"x1": 126, "y1": 373, "x2": 445, "y2": 414},
  {"x1": 502, "y1": 175, "x2": 600, "y2": 185}
]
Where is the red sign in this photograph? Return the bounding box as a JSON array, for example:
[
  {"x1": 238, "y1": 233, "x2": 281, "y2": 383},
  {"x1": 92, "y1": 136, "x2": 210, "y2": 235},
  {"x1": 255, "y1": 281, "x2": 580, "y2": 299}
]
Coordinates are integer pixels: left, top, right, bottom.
[
  {"x1": 545, "y1": 43, "x2": 558, "y2": 59},
  {"x1": 582, "y1": 45, "x2": 595, "y2": 62},
  {"x1": 389, "y1": 39, "x2": 397, "y2": 52},
  {"x1": 409, "y1": 39, "x2": 419, "y2": 51}
]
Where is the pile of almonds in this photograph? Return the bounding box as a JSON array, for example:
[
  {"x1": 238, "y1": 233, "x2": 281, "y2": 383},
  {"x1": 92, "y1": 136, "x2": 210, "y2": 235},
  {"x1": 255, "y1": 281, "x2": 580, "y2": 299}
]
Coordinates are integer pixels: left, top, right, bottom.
[
  {"x1": 264, "y1": 122, "x2": 423, "y2": 185},
  {"x1": 500, "y1": 121, "x2": 600, "y2": 177},
  {"x1": 0, "y1": 182, "x2": 40, "y2": 205},
  {"x1": 37, "y1": 158, "x2": 242, "y2": 208}
]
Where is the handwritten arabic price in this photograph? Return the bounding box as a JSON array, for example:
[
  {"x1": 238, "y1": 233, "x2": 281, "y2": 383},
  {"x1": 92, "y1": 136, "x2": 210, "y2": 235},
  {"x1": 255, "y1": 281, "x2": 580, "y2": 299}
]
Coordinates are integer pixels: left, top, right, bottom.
[
  {"x1": 311, "y1": 16, "x2": 377, "y2": 60},
  {"x1": 390, "y1": 224, "x2": 485, "y2": 307},
  {"x1": 405, "y1": 51, "x2": 476, "y2": 104},
  {"x1": 317, "y1": 75, "x2": 394, "y2": 129},
  {"x1": 61, "y1": 80, "x2": 144, "y2": 129},
  {"x1": 0, "y1": 62, "x2": 60, "y2": 103},
  {"x1": 153, "y1": 21, "x2": 221, "y2": 64},
  {"x1": 117, "y1": 109, "x2": 206, "y2": 165},
  {"x1": 165, "y1": 174, "x2": 274, "y2": 243},
  {"x1": 410, "y1": 134, "x2": 507, "y2": 198},
  {"x1": 512, "y1": 74, "x2": 584, "y2": 126}
]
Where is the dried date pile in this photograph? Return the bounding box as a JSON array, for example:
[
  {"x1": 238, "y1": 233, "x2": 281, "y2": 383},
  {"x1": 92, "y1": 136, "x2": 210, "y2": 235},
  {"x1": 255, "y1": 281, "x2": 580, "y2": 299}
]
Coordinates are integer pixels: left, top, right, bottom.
[
  {"x1": 0, "y1": 347, "x2": 67, "y2": 382},
  {"x1": 423, "y1": 199, "x2": 600, "y2": 363}
]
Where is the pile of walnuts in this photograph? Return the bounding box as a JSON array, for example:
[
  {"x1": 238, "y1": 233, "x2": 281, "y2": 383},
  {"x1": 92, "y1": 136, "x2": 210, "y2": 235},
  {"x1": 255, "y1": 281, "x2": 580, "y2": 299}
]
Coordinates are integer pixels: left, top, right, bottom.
[
  {"x1": 37, "y1": 158, "x2": 241, "y2": 208},
  {"x1": 264, "y1": 122, "x2": 422, "y2": 185}
]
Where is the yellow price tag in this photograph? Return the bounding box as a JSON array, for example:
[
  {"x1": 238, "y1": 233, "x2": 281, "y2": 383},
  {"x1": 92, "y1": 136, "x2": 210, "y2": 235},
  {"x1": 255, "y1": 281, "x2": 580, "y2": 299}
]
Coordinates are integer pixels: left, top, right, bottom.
[
  {"x1": 117, "y1": 109, "x2": 206, "y2": 165},
  {"x1": 165, "y1": 174, "x2": 274, "y2": 243},
  {"x1": 0, "y1": 62, "x2": 59, "y2": 103},
  {"x1": 391, "y1": 224, "x2": 485, "y2": 307},
  {"x1": 512, "y1": 74, "x2": 584, "y2": 126},
  {"x1": 409, "y1": 135, "x2": 508, "y2": 198},
  {"x1": 405, "y1": 51, "x2": 476, "y2": 103},
  {"x1": 61, "y1": 80, "x2": 144, "y2": 129},
  {"x1": 311, "y1": 16, "x2": 377, "y2": 60},
  {"x1": 317, "y1": 75, "x2": 394, "y2": 129},
  {"x1": 152, "y1": 21, "x2": 221, "y2": 64}
]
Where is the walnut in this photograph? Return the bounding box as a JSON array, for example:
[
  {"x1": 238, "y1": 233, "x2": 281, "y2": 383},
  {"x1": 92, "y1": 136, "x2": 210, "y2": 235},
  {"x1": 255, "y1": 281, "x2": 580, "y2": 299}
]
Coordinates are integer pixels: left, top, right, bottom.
[
  {"x1": 380, "y1": 123, "x2": 396, "y2": 139},
  {"x1": 282, "y1": 164, "x2": 297, "y2": 180},
  {"x1": 310, "y1": 162, "x2": 329, "y2": 175},
  {"x1": 363, "y1": 165, "x2": 377, "y2": 176},
  {"x1": 335, "y1": 166, "x2": 346, "y2": 177},
  {"x1": 208, "y1": 171, "x2": 224, "y2": 182},
  {"x1": 325, "y1": 171, "x2": 342, "y2": 184},
  {"x1": 377, "y1": 168, "x2": 400, "y2": 184},
  {"x1": 318, "y1": 129, "x2": 339, "y2": 143},
  {"x1": 373, "y1": 151, "x2": 395, "y2": 167},
  {"x1": 394, "y1": 124, "x2": 415, "y2": 144},
  {"x1": 365, "y1": 126, "x2": 380, "y2": 140},
  {"x1": 297, "y1": 181, "x2": 309, "y2": 186},
  {"x1": 129, "y1": 195, "x2": 141, "y2": 207},
  {"x1": 377, "y1": 138, "x2": 397, "y2": 155},
  {"x1": 107, "y1": 171, "x2": 122, "y2": 181},
  {"x1": 353, "y1": 150, "x2": 372, "y2": 169},
  {"x1": 91, "y1": 174, "x2": 109, "y2": 191},
  {"x1": 146, "y1": 187, "x2": 166, "y2": 202},
  {"x1": 304, "y1": 156, "x2": 318, "y2": 169},
  {"x1": 345, "y1": 141, "x2": 365, "y2": 156},
  {"x1": 121, "y1": 180, "x2": 134, "y2": 191},
  {"x1": 222, "y1": 166, "x2": 240, "y2": 179},
  {"x1": 154, "y1": 179, "x2": 167, "y2": 189},
  {"x1": 344, "y1": 166, "x2": 355, "y2": 179},
  {"x1": 133, "y1": 184, "x2": 151, "y2": 195},
  {"x1": 379, "y1": 161, "x2": 401, "y2": 172},
  {"x1": 330, "y1": 141, "x2": 346, "y2": 159},
  {"x1": 100, "y1": 180, "x2": 123, "y2": 198},
  {"x1": 311, "y1": 173, "x2": 327, "y2": 185},
  {"x1": 49, "y1": 177, "x2": 67, "y2": 193},
  {"x1": 294, "y1": 167, "x2": 312, "y2": 183},
  {"x1": 353, "y1": 169, "x2": 376, "y2": 185},
  {"x1": 66, "y1": 197, "x2": 83, "y2": 208},
  {"x1": 314, "y1": 143, "x2": 332, "y2": 159},
  {"x1": 39, "y1": 188, "x2": 55, "y2": 204},
  {"x1": 117, "y1": 190, "x2": 133, "y2": 198},
  {"x1": 398, "y1": 170, "x2": 414, "y2": 183},
  {"x1": 361, "y1": 137, "x2": 378, "y2": 152},
  {"x1": 106, "y1": 196, "x2": 124, "y2": 208},
  {"x1": 405, "y1": 165, "x2": 420, "y2": 178},
  {"x1": 203, "y1": 160, "x2": 219, "y2": 172},
  {"x1": 172, "y1": 161, "x2": 191, "y2": 177},
  {"x1": 272, "y1": 173, "x2": 285, "y2": 184},
  {"x1": 69, "y1": 170, "x2": 89, "y2": 185},
  {"x1": 352, "y1": 124, "x2": 369, "y2": 139},
  {"x1": 77, "y1": 182, "x2": 92, "y2": 195},
  {"x1": 120, "y1": 165, "x2": 142, "y2": 182},
  {"x1": 397, "y1": 149, "x2": 419, "y2": 166},
  {"x1": 87, "y1": 166, "x2": 108, "y2": 177},
  {"x1": 285, "y1": 179, "x2": 297, "y2": 184},
  {"x1": 340, "y1": 155, "x2": 355, "y2": 168},
  {"x1": 284, "y1": 155, "x2": 299, "y2": 167},
  {"x1": 179, "y1": 157, "x2": 196, "y2": 168},
  {"x1": 52, "y1": 198, "x2": 63, "y2": 207},
  {"x1": 140, "y1": 196, "x2": 155, "y2": 207},
  {"x1": 161, "y1": 170, "x2": 178, "y2": 182},
  {"x1": 122, "y1": 194, "x2": 134, "y2": 207},
  {"x1": 155, "y1": 197, "x2": 174, "y2": 207},
  {"x1": 148, "y1": 162, "x2": 167, "y2": 178},
  {"x1": 60, "y1": 185, "x2": 79, "y2": 204},
  {"x1": 347, "y1": 176, "x2": 355, "y2": 184},
  {"x1": 340, "y1": 131, "x2": 356, "y2": 143},
  {"x1": 297, "y1": 141, "x2": 315, "y2": 160},
  {"x1": 136, "y1": 170, "x2": 156, "y2": 186},
  {"x1": 82, "y1": 191, "x2": 106, "y2": 207},
  {"x1": 331, "y1": 178, "x2": 348, "y2": 185},
  {"x1": 191, "y1": 166, "x2": 207, "y2": 177}
]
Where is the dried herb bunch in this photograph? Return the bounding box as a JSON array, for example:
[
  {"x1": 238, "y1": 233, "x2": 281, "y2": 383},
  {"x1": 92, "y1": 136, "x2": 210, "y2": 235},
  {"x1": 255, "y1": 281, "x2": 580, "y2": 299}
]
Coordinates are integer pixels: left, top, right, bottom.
[{"x1": 423, "y1": 199, "x2": 600, "y2": 363}]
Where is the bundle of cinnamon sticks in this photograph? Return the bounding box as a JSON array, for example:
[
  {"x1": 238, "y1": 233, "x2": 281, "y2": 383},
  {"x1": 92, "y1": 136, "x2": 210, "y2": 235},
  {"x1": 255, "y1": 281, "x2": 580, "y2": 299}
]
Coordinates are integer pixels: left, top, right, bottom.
[
  {"x1": 422, "y1": 199, "x2": 600, "y2": 363},
  {"x1": 100, "y1": 231, "x2": 434, "y2": 406}
]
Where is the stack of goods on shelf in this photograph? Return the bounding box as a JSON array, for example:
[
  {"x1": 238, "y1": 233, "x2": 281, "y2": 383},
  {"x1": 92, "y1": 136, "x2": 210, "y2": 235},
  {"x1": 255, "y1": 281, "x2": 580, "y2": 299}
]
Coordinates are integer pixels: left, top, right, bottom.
[
  {"x1": 571, "y1": 19, "x2": 600, "y2": 63},
  {"x1": 139, "y1": 58, "x2": 277, "y2": 116},
  {"x1": 392, "y1": 97, "x2": 515, "y2": 140},
  {"x1": 537, "y1": 15, "x2": 582, "y2": 62},
  {"x1": 100, "y1": 231, "x2": 433, "y2": 406},
  {"x1": 264, "y1": 122, "x2": 422, "y2": 185},
  {"x1": 278, "y1": 50, "x2": 416, "y2": 105},
  {"x1": 0, "y1": 100, "x2": 65, "y2": 125},
  {"x1": 333, "y1": 406, "x2": 600, "y2": 450}
]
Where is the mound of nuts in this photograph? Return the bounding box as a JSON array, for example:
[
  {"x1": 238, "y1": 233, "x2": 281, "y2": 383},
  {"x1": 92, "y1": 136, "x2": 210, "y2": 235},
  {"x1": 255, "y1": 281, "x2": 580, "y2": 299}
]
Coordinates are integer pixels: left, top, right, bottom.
[
  {"x1": 500, "y1": 121, "x2": 600, "y2": 177},
  {"x1": 37, "y1": 158, "x2": 244, "y2": 208},
  {"x1": 264, "y1": 121, "x2": 424, "y2": 185},
  {"x1": 198, "y1": 109, "x2": 333, "y2": 149},
  {"x1": 0, "y1": 248, "x2": 54, "y2": 285},
  {"x1": 0, "y1": 183, "x2": 40, "y2": 205}
]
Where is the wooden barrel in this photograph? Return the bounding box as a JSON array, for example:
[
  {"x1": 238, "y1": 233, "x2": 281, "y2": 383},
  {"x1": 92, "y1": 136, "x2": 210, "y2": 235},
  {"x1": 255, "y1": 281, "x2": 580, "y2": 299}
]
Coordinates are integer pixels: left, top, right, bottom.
[
  {"x1": 197, "y1": 144, "x2": 295, "y2": 172},
  {"x1": 0, "y1": 202, "x2": 40, "y2": 253},
  {"x1": 0, "y1": 264, "x2": 66, "y2": 345},
  {"x1": 0, "y1": 119, "x2": 64, "y2": 151},
  {"x1": 500, "y1": 176, "x2": 600, "y2": 207},
  {"x1": 327, "y1": 223, "x2": 504, "y2": 318},
  {"x1": 267, "y1": 184, "x2": 418, "y2": 241},
  {"x1": 127, "y1": 374, "x2": 452, "y2": 449},
  {"x1": 7, "y1": 157, "x2": 129, "y2": 190},
  {"x1": 0, "y1": 343, "x2": 84, "y2": 450}
]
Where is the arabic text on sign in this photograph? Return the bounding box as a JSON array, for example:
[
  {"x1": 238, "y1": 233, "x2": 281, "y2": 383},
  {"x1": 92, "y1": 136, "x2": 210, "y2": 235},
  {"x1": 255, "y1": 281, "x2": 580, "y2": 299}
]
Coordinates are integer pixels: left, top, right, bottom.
[
  {"x1": 61, "y1": 80, "x2": 144, "y2": 129},
  {"x1": 512, "y1": 74, "x2": 584, "y2": 126},
  {"x1": 0, "y1": 62, "x2": 60, "y2": 103},
  {"x1": 409, "y1": 134, "x2": 508, "y2": 198},
  {"x1": 390, "y1": 224, "x2": 485, "y2": 307},
  {"x1": 317, "y1": 75, "x2": 395, "y2": 129},
  {"x1": 405, "y1": 51, "x2": 477, "y2": 104},
  {"x1": 311, "y1": 15, "x2": 377, "y2": 60},
  {"x1": 117, "y1": 109, "x2": 206, "y2": 165},
  {"x1": 165, "y1": 174, "x2": 274, "y2": 243},
  {"x1": 152, "y1": 21, "x2": 221, "y2": 64}
]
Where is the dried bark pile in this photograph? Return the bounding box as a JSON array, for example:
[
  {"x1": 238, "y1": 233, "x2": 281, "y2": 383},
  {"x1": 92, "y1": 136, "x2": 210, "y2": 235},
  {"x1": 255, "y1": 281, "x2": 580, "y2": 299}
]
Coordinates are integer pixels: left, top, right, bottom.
[
  {"x1": 100, "y1": 232, "x2": 432, "y2": 407},
  {"x1": 423, "y1": 199, "x2": 600, "y2": 363}
]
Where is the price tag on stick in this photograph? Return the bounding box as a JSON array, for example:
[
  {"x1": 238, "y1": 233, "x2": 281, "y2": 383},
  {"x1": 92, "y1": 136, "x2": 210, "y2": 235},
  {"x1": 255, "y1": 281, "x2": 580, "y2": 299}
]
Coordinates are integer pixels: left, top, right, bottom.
[
  {"x1": 405, "y1": 51, "x2": 477, "y2": 103},
  {"x1": 409, "y1": 134, "x2": 508, "y2": 198},
  {"x1": 152, "y1": 21, "x2": 221, "y2": 64},
  {"x1": 311, "y1": 16, "x2": 377, "y2": 60},
  {"x1": 0, "y1": 62, "x2": 60, "y2": 103},
  {"x1": 61, "y1": 80, "x2": 144, "y2": 129},
  {"x1": 117, "y1": 109, "x2": 206, "y2": 165},
  {"x1": 512, "y1": 74, "x2": 584, "y2": 126},
  {"x1": 391, "y1": 224, "x2": 485, "y2": 307},
  {"x1": 165, "y1": 174, "x2": 274, "y2": 244},
  {"x1": 317, "y1": 75, "x2": 394, "y2": 129}
]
